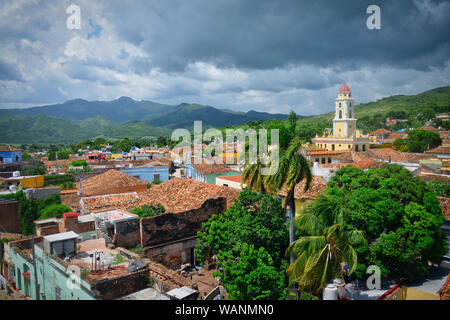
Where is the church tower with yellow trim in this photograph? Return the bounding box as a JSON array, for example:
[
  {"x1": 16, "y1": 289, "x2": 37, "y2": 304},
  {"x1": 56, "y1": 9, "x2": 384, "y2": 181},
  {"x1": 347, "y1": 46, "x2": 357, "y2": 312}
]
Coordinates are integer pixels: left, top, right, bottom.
[{"x1": 312, "y1": 84, "x2": 370, "y2": 152}]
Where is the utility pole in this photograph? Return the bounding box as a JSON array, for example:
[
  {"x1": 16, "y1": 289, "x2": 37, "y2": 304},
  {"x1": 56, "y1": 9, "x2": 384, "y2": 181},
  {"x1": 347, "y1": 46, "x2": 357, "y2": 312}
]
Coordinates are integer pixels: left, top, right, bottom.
[{"x1": 31, "y1": 235, "x2": 39, "y2": 300}]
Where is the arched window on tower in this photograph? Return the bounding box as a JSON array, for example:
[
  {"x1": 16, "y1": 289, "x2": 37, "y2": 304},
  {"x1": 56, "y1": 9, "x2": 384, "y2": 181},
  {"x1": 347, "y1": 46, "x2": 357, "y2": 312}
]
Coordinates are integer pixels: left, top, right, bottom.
[{"x1": 339, "y1": 110, "x2": 342, "y2": 119}]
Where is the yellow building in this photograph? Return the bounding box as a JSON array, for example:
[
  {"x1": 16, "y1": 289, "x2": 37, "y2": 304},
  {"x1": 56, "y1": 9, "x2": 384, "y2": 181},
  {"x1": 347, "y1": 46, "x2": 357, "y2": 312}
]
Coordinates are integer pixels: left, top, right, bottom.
[{"x1": 312, "y1": 84, "x2": 370, "y2": 152}]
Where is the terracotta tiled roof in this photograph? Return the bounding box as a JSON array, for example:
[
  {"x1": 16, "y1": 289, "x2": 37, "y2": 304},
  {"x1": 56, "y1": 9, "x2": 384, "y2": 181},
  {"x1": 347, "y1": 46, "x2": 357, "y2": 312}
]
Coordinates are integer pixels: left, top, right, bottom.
[
  {"x1": 278, "y1": 175, "x2": 327, "y2": 200},
  {"x1": 334, "y1": 151, "x2": 380, "y2": 163},
  {"x1": 216, "y1": 175, "x2": 243, "y2": 183},
  {"x1": 369, "y1": 148, "x2": 416, "y2": 163},
  {"x1": 305, "y1": 149, "x2": 348, "y2": 156},
  {"x1": 137, "y1": 178, "x2": 240, "y2": 213},
  {"x1": 385, "y1": 132, "x2": 408, "y2": 140},
  {"x1": 320, "y1": 160, "x2": 381, "y2": 170},
  {"x1": 61, "y1": 193, "x2": 82, "y2": 211},
  {"x1": 417, "y1": 126, "x2": 439, "y2": 131},
  {"x1": 339, "y1": 84, "x2": 351, "y2": 93},
  {"x1": 81, "y1": 192, "x2": 142, "y2": 213},
  {"x1": 438, "y1": 273, "x2": 450, "y2": 300},
  {"x1": 370, "y1": 129, "x2": 390, "y2": 136},
  {"x1": 425, "y1": 146, "x2": 450, "y2": 155},
  {"x1": 439, "y1": 131, "x2": 450, "y2": 140},
  {"x1": 0, "y1": 146, "x2": 22, "y2": 151},
  {"x1": 193, "y1": 163, "x2": 234, "y2": 175},
  {"x1": 77, "y1": 169, "x2": 148, "y2": 196}
]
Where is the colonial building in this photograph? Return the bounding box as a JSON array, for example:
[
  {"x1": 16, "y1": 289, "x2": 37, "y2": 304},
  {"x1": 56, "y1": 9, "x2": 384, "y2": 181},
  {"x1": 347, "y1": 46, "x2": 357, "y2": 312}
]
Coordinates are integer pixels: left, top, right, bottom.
[{"x1": 312, "y1": 84, "x2": 370, "y2": 152}]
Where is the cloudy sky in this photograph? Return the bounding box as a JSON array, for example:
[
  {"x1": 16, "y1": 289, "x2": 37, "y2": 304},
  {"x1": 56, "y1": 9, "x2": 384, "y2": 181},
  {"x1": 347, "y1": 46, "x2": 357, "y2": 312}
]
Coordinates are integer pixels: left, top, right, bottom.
[{"x1": 0, "y1": 0, "x2": 449, "y2": 115}]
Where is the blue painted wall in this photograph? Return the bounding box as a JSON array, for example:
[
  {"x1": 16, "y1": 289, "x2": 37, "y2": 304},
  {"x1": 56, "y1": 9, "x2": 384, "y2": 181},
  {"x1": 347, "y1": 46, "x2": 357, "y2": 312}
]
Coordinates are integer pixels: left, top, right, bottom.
[
  {"x1": 122, "y1": 166, "x2": 169, "y2": 183},
  {"x1": 0, "y1": 150, "x2": 22, "y2": 164}
]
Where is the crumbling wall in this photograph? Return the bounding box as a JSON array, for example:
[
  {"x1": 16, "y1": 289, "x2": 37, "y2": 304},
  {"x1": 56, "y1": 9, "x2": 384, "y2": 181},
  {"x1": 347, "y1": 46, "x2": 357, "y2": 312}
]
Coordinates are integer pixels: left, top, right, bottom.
[
  {"x1": 147, "y1": 261, "x2": 196, "y2": 294},
  {"x1": 113, "y1": 219, "x2": 140, "y2": 249},
  {"x1": 38, "y1": 224, "x2": 60, "y2": 236},
  {"x1": 144, "y1": 237, "x2": 197, "y2": 269},
  {"x1": 140, "y1": 197, "x2": 226, "y2": 247},
  {"x1": 0, "y1": 200, "x2": 21, "y2": 233},
  {"x1": 90, "y1": 268, "x2": 149, "y2": 300},
  {"x1": 61, "y1": 217, "x2": 95, "y2": 234}
]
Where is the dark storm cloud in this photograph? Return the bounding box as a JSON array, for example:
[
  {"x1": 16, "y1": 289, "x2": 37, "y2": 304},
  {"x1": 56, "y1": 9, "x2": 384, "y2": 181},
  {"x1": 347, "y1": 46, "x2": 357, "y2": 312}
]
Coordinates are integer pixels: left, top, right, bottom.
[{"x1": 106, "y1": 0, "x2": 450, "y2": 72}]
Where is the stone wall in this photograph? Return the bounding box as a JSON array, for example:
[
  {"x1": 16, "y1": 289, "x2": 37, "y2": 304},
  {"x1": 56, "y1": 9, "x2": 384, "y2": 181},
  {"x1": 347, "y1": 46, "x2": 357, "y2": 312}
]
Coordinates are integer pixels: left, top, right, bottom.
[
  {"x1": 144, "y1": 236, "x2": 197, "y2": 269},
  {"x1": 113, "y1": 219, "x2": 140, "y2": 249},
  {"x1": 90, "y1": 268, "x2": 149, "y2": 300},
  {"x1": 0, "y1": 200, "x2": 21, "y2": 233},
  {"x1": 24, "y1": 187, "x2": 60, "y2": 200},
  {"x1": 147, "y1": 260, "x2": 196, "y2": 294},
  {"x1": 140, "y1": 197, "x2": 226, "y2": 248}
]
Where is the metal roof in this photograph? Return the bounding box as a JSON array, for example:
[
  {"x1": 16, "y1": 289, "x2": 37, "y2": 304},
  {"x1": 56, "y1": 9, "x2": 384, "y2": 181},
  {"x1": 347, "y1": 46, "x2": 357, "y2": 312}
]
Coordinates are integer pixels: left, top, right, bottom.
[{"x1": 43, "y1": 231, "x2": 79, "y2": 242}]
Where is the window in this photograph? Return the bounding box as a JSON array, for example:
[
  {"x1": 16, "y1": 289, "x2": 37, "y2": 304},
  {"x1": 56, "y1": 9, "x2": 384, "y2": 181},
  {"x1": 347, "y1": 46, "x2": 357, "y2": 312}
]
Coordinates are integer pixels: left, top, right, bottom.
[
  {"x1": 355, "y1": 145, "x2": 359, "y2": 152},
  {"x1": 321, "y1": 158, "x2": 325, "y2": 164},
  {"x1": 154, "y1": 174, "x2": 160, "y2": 181},
  {"x1": 315, "y1": 158, "x2": 319, "y2": 163},
  {"x1": 328, "y1": 157, "x2": 331, "y2": 163},
  {"x1": 362, "y1": 144, "x2": 366, "y2": 151},
  {"x1": 339, "y1": 110, "x2": 342, "y2": 119},
  {"x1": 332, "y1": 144, "x2": 335, "y2": 151}
]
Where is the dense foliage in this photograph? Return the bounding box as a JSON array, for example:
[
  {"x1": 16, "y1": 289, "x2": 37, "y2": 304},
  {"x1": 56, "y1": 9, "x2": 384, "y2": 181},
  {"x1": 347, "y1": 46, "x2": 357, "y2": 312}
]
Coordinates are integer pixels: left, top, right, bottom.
[
  {"x1": 404, "y1": 130, "x2": 442, "y2": 153},
  {"x1": 428, "y1": 181, "x2": 450, "y2": 198},
  {"x1": 323, "y1": 164, "x2": 447, "y2": 281},
  {"x1": 44, "y1": 174, "x2": 74, "y2": 186},
  {"x1": 130, "y1": 204, "x2": 165, "y2": 218},
  {"x1": 195, "y1": 188, "x2": 289, "y2": 299},
  {"x1": 0, "y1": 192, "x2": 67, "y2": 235}
]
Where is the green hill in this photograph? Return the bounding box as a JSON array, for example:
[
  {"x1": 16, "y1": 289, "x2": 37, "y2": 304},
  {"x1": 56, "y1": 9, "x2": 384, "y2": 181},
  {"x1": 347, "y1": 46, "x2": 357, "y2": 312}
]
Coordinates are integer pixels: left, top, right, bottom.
[
  {"x1": 0, "y1": 86, "x2": 449, "y2": 144},
  {"x1": 292, "y1": 85, "x2": 450, "y2": 140},
  {"x1": 147, "y1": 103, "x2": 288, "y2": 129},
  {"x1": 0, "y1": 114, "x2": 90, "y2": 144}
]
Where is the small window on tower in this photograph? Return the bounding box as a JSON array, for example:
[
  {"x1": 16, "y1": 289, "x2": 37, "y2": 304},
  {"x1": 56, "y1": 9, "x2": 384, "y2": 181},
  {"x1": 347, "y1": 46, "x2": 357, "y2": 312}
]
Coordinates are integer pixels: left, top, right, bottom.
[{"x1": 339, "y1": 110, "x2": 342, "y2": 119}]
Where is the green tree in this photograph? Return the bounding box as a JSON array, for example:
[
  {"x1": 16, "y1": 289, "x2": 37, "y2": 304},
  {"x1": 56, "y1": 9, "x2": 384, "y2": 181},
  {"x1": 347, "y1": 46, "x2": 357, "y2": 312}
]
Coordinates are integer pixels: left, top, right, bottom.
[
  {"x1": 428, "y1": 181, "x2": 450, "y2": 197},
  {"x1": 406, "y1": 130, "x2": 442, "y2": 153},
  {"x1": 344, "y1": 188, "x2": 404, "y2": 238},
  {"x1": 265, "y1": 137, "x2": 312, "y2": 262},
  {"x1": 287, "y1": 220, "x2": 362, "y2": 296},
  {"x1": 195, "y1": 188, "x2": 289, "y2": 266},
  {"x1": 130, "y1": 204, "x2": 165, "y2": 218},
  {"x1": 39, "y1": 203, "x2": 72, "y2": 219},
  {"x1": 215, "y1": 243, "x2": 287, "y2": 300},
  {"x1": 242, "y1": 159, "x2": 267, "y2": 194},
  {"x1": 287, "y1": 110, "x2": 297, "y2": 138}
]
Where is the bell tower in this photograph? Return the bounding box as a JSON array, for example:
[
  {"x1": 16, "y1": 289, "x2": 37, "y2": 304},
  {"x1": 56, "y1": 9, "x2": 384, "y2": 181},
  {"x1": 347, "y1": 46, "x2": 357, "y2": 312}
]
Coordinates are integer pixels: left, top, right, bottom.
[{"x1": 333, "y1": 84, "x2": 357, "y2": 138}]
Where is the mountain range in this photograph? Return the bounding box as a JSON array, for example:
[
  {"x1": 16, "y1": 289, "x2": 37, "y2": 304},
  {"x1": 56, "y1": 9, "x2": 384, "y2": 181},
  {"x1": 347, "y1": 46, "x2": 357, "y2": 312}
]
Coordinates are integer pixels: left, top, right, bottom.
[
  {"x1": 1, "y1": 85, "x2": 449, "y2": 144},
  {"x1": 0, "y1": 98, "x2": 288, "y2": 144}
]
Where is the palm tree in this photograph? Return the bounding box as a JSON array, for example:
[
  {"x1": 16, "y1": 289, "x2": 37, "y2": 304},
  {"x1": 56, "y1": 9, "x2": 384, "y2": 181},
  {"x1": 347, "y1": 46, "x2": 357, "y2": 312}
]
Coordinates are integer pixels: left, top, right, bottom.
[
  {"x1": 241, "y1": 159, "x2": 267, "y2": 194},
  {"x1": 264, "y1": 137, "x2": 312, "y2": 262},
  {"x1": 286, "y1": 213, "x2": 363, "y2": 296}
]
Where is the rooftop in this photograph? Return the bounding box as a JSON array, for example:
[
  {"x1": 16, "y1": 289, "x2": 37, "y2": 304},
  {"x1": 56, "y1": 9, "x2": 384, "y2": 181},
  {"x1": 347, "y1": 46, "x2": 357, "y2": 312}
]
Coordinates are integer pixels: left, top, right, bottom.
[
  {"x1": 425, "y1": 146, "x2": 450, "y2": 155},
  {"x1": 93, "y1": 209, "x2": 138, "y2": 222},
  {"x1": 339, "y1": 84, "x2": 351, "y2": 93},
  {"x1": 216, "y1": 175, "x2": 243, "y2": 184},
  {"x1": 81, "y1": 192, "x2": 141, "y2": 213},
  {"x1": 370, "y1": 128, "x2": 391, "y2": 136},
  {"x1": 417, "y1": 126, "x2": 439, "y2": 132},
  {"x1": 43, "y1": 231, "x2": 79, "y2": 242},
  {"x1": 0, "y1": 146, "x2": 22, "y2": 152},
  {"x1": 77, "y1": 169, "x2": 147, "y2": 196},
  {"x1": 137, "y1": 178, "x2": 240, "y2": 213},
  {"x1": 278, "y1": 175, "x2": 327, "y2": 200},
  {"x1": 192, "y1": 163, "x2": 234, "y2": 175}
]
